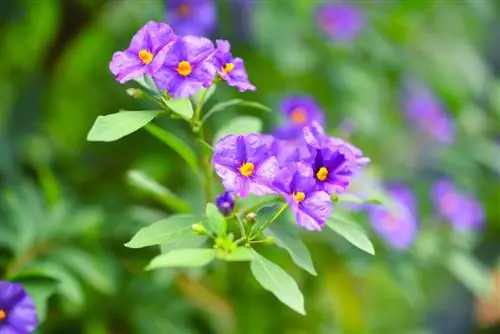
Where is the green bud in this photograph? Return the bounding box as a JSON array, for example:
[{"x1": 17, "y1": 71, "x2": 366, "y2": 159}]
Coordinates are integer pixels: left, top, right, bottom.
[
  {"x1": 263, "y1": 236, "x2": 275, "y2": 245},
  {"x1": 215, "y1": 236, "x2": 225, "y2": 248},
  {"x1": 229, "y1": 243, "x2": 237, "y2": 253},
  {"x1": 192, "y1": 223, "x2": 208, "y2": 235},
  {"x1": 246, "y1": 212, "x2": 257, "y2": 222},
  {"x1": 126, "y1": 88, "x2": 143, "y2": 99}
]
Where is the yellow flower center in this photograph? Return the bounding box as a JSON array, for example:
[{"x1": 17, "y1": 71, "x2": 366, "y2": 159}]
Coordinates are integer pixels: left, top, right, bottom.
[
  {"x1": 316, "y1": 167, "x2": 329, "y2": 181},
  {"x1": 291, "y1": 108, "x2": 307, "y2": 124},
  {"x1": 177, "y1": 3, "x2": 191, "y2": 17},
  {"x1": 138, "y1": 49, "x2": 153, "y2": 65},
  {"x1": 239, "y1": 162, "x2": 254, "y2": 177},
  {"x1": 0, "y1": 309, "x2": 6, "y2": 321},
  {"x1": 177, "y1": 61, "x2": 192, "y2": 76},
  {"x1": 222, "y1": 63, "x2": 234, "y2": 73},
  {"x1": 293, "y1": 191, "x2": 306, "y2": 203}
]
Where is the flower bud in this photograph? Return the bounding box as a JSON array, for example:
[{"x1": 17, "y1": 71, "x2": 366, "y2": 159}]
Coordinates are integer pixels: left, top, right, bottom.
[
  {"x1": 192, "y1": 223, "x2": 208, "y2": 235},
  {"x1": 246, "y1": 212, "x2": 257, "y2": 222},
  {"x1": 229, "y1": 243, "x2": 237, "y2": 253},
  {"x1": 215, "y1": 236, "x2": 225, "y2": 248},
  {"x1": 126, "y1": 88, "x2": 143, "y2": 99},
  {"x1": 215, "y1": 192, "x2": 235, "y2": 216},
  {"x1": 263, "y1": 236, "x2": 275, "y2": 245}
]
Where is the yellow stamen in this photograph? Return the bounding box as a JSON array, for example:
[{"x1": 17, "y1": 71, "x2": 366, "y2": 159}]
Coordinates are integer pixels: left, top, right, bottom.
[
  {"x1": 316, "y1": 167, "x2": 329, "y2": 181},
  {"x1": 293, "y1": 191, "x2": 306, "y2": 203},
  {"x1": 239, "y1": 162, "x2": 254, "y2": 177},
  {"x1": 177, "y1": 60, "x2": 192, "y2": 76},
  {"x1": 291, "y1": 108, "x2": 307, "y2": 124},
  {"x1": 0, "y1": 309, "x2": 6, "y2": 321},
  {"x1": 177, "y1": 4, "x2": 190, "y2": 17},
  {"x1": 138, "y1": 49, "x2": 153, "y2": 65},
  {"x1": 222, "y1": 63, "x2": 234, "y2": 73}
]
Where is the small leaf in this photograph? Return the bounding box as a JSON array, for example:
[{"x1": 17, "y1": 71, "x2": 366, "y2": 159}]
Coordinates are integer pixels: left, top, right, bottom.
[
  {"x1": 87, "y1": 110, "x2": 159, "y2": 142},
  {"x1": 222, "y1": 247, "x2": 254, "y2": 262},
  {"x1": 144, "y1": 124, "x2": 200, "y2": 178},
  {"x1": 205, "y1": 203, "x2": 227, "y2": 236},
  {"x1": 127, "y1": 170, "x2": 190, "y2": 212},
  {"x1": 125, "y1": 214, "x2": 203, "y2": 248},
  {"x1": 267, "y1": 221, "x2": 317, "y2": 275},
  {"x1": 165, "y1": 98, "x2": 194, "y2": 120},
  {"x1": 250, "y1": 250, "x2": 305, "y2": 315},
  {"x1": 213, "y1": 116, "x2": 263, "y2": 144},
  {"x1": 202, "y1": 99, "x2": 271, "y2": 124},
  {"x1": 146, "y1": 248, "x2": 216, "y2": 270},
  {"x1": 327, "y1": 214, "x2": 375, "y2": 255},
  {"x1": 446, "y1": 252, "x2": 490, "y2": 297}
]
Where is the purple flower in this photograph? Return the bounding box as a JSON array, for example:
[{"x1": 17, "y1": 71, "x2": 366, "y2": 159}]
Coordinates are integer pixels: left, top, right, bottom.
[
  {"x1": 272, "y1": 163, "x2": 333, "y2": 231},
  {"x1": 402, "y1": 83, "x2": 455, "y2": 144},
  {"x1": 432, "y1": 179, "x2": 484, "y2": 231},
  {"x1": 0, "y1": 281, "x2": 38, "y2": 333},
  {"x1": 153, "y1": 36, "x2": 216, "y2": 98},
  {"x1": 110, "y1": 21, "x2": 176, "y2": 83},
  {"x1": 216, "y1": 192, "x2": 235, "y2": 216},
  {"x1": 213, "y1": 134, "x2": 279, "y2": 198},
  {"x1": 213, "y1": 40, "x2": 255, "y2": 92},
  {"x1": 316, "y1": 3, "x2": 365, "y2": 43},
  {"x1": 166, "y1": 0, "x2": 217, "y2": 37},
  {"x1": 275, "y1": 96, "x2": 325, "y2": 140},
  {"x1": 369, "y1": 185, "x2": 418, "y2": 250},
  {"x1": 269, "y1": 137, "x2": 314, "y2": 166}
]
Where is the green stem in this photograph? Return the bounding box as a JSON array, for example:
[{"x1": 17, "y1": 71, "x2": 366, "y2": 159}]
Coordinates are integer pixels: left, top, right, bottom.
[
  {"x1": 235, "y1": 215, "x2": 248, "y2": 245},
  {"x1": 250, "y1": 203, "x2": 288, "y2": 240},
  {"x1": 193, "y1": 86, "x2": 211, "y2": 124},
  {"x1": 243, "y1": 196, "x2": 282, "y2": 216}
]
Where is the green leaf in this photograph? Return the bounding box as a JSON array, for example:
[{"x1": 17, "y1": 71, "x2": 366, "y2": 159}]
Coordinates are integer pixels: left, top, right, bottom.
[
  {"x1": 144, "y1": 124, "x2": 200, "y2": 178},
  {"x1": 21, "y1": 278, "x2": 57, "y2": 323},
  {"x1": 250, "y1": 204, "x2": 280, "y2": 236},
  {"x1": 266, "y1": 221, "x2": 317, "y2": 276},
  {"x1": 87, "y1": 110, "x2": 160, "y2": 142},
  {"x1": 146, "y1": 248, "x2": 216, "y2": 270},
  {"x1": 165, "y1": 98, "x2": 194, "y2": 120},
  {"x1": 192, "y1": 85, "x2": 217, "y2": 106},
  {"x1": 250, "y1": 250, "x2": 305, "y2": 315},
  {"x1": 202, "y1": 99, "x2": 271, "y2": 124},
  {"x1": 196, "y1": 138, "x2": 214, "y2": 154},
  {"x1": 335, "y1": 193, "x2": 383, "y2": 205},
  {"x1": 222, "y1": 247, "x2": 254, "y2": 262},
  {"x1": 213, "y1": 116, "x2": 263, "y2": 144},
  {"x1": 133, "y1": 76, "x2": 158, "y2": 94},
  {"x1": 205, "y1": 203, "x2": 227, "y2": 236},
  {"x1": 446, "y1": 252, "x2": 490, "y2": 297},
  {"x1": 327, "y1": 214, "x2": 375, "y2": 255},
  {"x1": 125, "y1": 214, "x2": 204, "y2": 248},
  {"x1": 127, "y1": 170, "x2": 190, "y2": 213}
]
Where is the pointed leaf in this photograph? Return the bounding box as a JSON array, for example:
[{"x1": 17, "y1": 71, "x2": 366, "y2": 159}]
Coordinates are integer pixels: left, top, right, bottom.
[
  {"x1": 146, "y1": 248, "x2": 216, "y2": 270},
  {"x1": 144, "y1": 124, "x2": 200, "y2": 178},
  {"x1": 250, "y1": 250, "x2": 305, "y2": 315},
  {"x1": 202, "y1": 99, "x2": 271, "y2": 124},
  {"x1": 213, "y1": 116, "x2": 262, "y2": 144},
  {"x1": 125, "y1": 214, "x2": 204, "y2": 248},
  {"x1": 205, "y1": 203, "x2": 227, "y2": 236},
  {"x1": 327, "y1": 214, "x2": 375, "y2": 255},
  {"x1": 87, "y1": 110, "x2": 159, "y2": 142},
  {"x1": 446, "y1": 252, "x2": 490, "y2": 297},
  {"x1": 267, "y1": 221, "x2": 316, "y2": 275},
  {"x1": 165, "y1": 98, "x2": 194, "y2": 120}
]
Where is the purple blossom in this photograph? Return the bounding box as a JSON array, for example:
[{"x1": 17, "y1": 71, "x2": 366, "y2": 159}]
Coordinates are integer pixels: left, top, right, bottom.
[
  {"x1": 402, "y1": 83, "x2": 455, "y2": 144},
  {"x1": 153, "y1": 36, "x2": 216, "y2": 98},
  {"x1": 213, "y1": 40, "x2": 255, "y2": 92},
  {"x1": 213, "y1": 134, "x2": 279, "y2": 198},
  {"x1": 316, "y1": 3, "x2": 365, "y2": 43},
  {"x1": 0, "y1": 281, "x2": 38, "y2": 333},
  {"x1": 216, "y1": 192, "x2": 235, "y2": 216},
  {"x1": 109, "y1": 21, "x2": 176, "y2": 84},
  {"x1": 272, "y1": 163, "x2": 332, "y2": 231},
  {"x1": 269, "y1": 137, "x2": 313, "y2": 166},
  {"x1": 166, "y1": 0, "x2": 217, "y2": 37},
  {"x1": 432, "y1": 179, "x2": 484, "y2": 231},
  {"x1": 369, "y1": 185, "x2": 418, "y2": 250},
  {"x1": 274, "y1": 96, "x2": 325, "y2": 140}
]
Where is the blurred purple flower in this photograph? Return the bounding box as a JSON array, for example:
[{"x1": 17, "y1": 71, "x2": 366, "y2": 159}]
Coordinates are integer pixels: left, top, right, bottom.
[
  {"x1": 0, "y1": 281, "x2": 38, "y2": 333},
  {"x1": 213, "y1": 40, "x2": 255, "y2": 92},
  {"x1": 153, "y1": 36, "x2": 216, "y2": 98},
  {"x1": 316, "y1": 3, "x2": 365, "y2": 43},
  {"x1": 109, "y1": 21, "x2": 176, "y2": 83},
  {"x1": 369, "y1": 185, "x2": 418, "y2": 250},
  {"x1": 274, "y1": 96, "x2": 325, "y2": 140},
  {"x1": 166, "y1": 0, "x2": 217, "y2": 36},
  {"x1": 269, "y1": 137, "x2": 314, "y2": 166},
  {"x1": 432, "y1": 179, "x2": 484, "y2": 231},
  {"x1": 216, "y1": 192, "x2": 235, "y2": 216},
  {"x1": 402, "y1": 83, "x2": 455, "y2": 144},
  {"x1": 273, "y1": 163, "x2": 332, "y2": 231},
  {"x1": 213, "y1": 134, "x2": 279, "y2": 198}
]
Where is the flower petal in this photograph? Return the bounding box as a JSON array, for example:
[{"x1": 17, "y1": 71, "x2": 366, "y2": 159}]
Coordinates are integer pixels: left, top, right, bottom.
[{"x1": 109, "y1": 51, "x2": 144, "y2": 83}]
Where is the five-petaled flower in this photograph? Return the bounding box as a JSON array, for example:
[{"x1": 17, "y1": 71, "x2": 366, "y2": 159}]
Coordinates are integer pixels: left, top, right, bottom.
[
  {"x1": 109, "y1": 21, "x2": 176, "y2": 83},
  {"x1": 166, "y1": 0, "x2": 217, "y2": 37},
  {"x1": 213, "y1": 134, "x2": 279, "y2": 198},
  {"x1": 213, "y1": 40, "x2": 256, "y2": 92},
  {"x1": 0, "y1": 281, "x2": 38, "y2": 333},
  {"x1": 272, "y1": 163, "x2": 333, "y2": 231},
  {"x1": 274, "y1": 96, "x2": 325, "y2": 140}
]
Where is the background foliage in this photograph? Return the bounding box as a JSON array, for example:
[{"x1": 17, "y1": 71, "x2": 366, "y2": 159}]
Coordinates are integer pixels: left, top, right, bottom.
[{"x1": 1, "y1": 0, "x2": 500, "y2": 333}]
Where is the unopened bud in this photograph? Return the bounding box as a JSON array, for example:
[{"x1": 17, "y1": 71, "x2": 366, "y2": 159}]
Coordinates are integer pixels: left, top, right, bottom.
[
  {"x1": 215, "y1": 236, "x2": 225, "y2": 248},
  {"x1": 192, "y1": 223, "x2": 208, "y2": 235},
  {"x1": 246, "y1": 212, "x2": 257, "y2": 222},
  {"x1": 229, "y1": 243, "x2": 237, "y2": 253},
  {"x1": 126, "y1": 88, "x2": 143, "y2": 99},
  {"x1": 263, "y1": 236, "x2": 275, "y2": 245}
]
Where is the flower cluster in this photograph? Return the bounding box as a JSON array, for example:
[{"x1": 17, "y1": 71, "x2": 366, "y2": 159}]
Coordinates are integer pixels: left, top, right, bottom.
[
  {"x1": 109, "y1": 21, "x2": 255, "y2": 99},
  {"x1": 213, "y1": 120, "x2": 369, "y2": 231}
]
